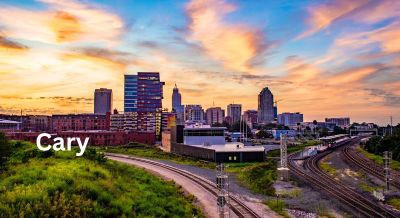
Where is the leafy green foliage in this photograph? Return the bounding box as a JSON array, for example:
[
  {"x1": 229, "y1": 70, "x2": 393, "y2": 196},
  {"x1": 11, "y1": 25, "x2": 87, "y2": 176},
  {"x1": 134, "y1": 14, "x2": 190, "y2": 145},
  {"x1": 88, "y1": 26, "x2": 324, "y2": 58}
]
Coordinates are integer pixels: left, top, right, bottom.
[
  {"x1": 236, "y1": 161, "x2": 277, "y2": 195},
  {"x1": 356, "y1": 147, "x2": 400, "y2": 170},
  {"x1": 265, "y1": 199, "x2": 290, "y2": 218},
  {"x1": 387, "y1": 198, "x2": 400, "y2": 210},
  {"x1": 0, "y1": 141, "x2": 203, "y2": 218},
  {"x1": 364, "y1": 128, "x2": 400, "y2": 163},
  {"x1": 0, "y1": 133, "x2": 11, "y2": 171}
]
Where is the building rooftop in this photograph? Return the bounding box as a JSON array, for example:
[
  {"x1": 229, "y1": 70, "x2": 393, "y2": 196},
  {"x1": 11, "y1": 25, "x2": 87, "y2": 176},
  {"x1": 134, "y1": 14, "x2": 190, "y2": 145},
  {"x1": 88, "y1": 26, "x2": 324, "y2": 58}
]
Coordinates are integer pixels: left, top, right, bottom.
[
  {"x1": 184, "y1": 123, "x2": 227, "y2": 130},
  {"x1": 188, "y1": 142, "x2": 265, "y2": 152},
  {"x1": 0, "y1": 119, "x2": 21, "y2": 124},
  {"x1": 319, "y1": 134, "x2": 347, "y2": 140}
]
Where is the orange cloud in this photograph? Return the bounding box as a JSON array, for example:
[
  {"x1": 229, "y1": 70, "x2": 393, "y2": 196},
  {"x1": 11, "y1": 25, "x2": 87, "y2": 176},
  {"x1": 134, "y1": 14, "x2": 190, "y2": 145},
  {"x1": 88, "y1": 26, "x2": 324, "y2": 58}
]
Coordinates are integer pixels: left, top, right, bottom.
[
  {"x1": 298, "y1": 0, "x2": 368, "y2": 39},
  {"x1": 0, "y1": 0, "x2": 123, "y2": 44},
  {"x1": 334, "y1": 22, "x2": 400, "y2": 54},
  {"x1": 0, "y1": 36, "x2": 29, "y2": 52},
  {"x1": 48, "y1": 11, "x2": 82, "y2": 42},
  {"x1": 326, "y1": 65, "x2": 379, "y2": 85},
  {"x1": 284, "y1": 56, "x2": 320, "y2": 83},
  {"x1": 185, "y1": 0, "x2": 265, "y2": 72}
]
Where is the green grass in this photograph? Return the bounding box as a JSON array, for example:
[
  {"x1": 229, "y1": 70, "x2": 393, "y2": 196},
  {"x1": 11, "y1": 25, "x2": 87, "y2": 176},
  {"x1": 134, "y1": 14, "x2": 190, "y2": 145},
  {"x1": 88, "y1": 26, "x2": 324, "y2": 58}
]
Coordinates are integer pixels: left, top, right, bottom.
[
  {"x1": 359, "y1": 183, "x2": 383, "y2": 193},
  {"x1": 264, "y1": 199, "x2": 290, "y2": 218},
  {"x1": 276, "y1": 187, "x2": 301, "y2": 198},
  {"x1": 356, "y1": 147, "x2": 400, "y2": 170},
  {"x1": 99, "y1": 143, "x2": 216, "y2": 169},
  {"x1": 387, "y1": 198, "x2": 400, "y2": 210},
  {"x1": 0, "y1": 141, "x2": 203, "y2": 218},
  {"x1": 235, "y1": 161, "x2": 277, "y2": 196},
  {"x1": 320, "y1": 162, "x2": 337, "y2": 176}
]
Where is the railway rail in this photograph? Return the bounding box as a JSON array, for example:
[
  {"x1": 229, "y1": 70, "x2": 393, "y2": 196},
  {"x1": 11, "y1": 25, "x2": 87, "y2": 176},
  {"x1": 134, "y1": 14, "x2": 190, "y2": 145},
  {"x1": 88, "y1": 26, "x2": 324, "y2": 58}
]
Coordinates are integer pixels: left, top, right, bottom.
[
  {"x1": 105, "y1": 153, "x2": 262, "y2": 218},
  {"x1": 288, "y1": 138, "x2": 399, "y2": 218},
  {"x1": 341, "y1": 144, "x2": 400, "y2": 189}
]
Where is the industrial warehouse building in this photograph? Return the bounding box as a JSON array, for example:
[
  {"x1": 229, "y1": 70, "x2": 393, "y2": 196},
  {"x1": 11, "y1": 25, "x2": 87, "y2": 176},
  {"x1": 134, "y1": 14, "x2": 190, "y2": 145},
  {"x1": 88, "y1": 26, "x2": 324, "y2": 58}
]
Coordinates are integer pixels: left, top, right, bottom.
[{"x1": 166, "y1": 124, "x2": 265, "y2": 163}]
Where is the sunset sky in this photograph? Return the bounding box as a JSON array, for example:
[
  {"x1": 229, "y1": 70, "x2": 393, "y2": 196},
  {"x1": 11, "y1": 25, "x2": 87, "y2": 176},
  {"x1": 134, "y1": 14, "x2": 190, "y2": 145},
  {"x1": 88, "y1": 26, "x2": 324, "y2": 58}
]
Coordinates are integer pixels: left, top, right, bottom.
[{"x1": 0, "y1": 0, "x2": 399, "y2": 125}]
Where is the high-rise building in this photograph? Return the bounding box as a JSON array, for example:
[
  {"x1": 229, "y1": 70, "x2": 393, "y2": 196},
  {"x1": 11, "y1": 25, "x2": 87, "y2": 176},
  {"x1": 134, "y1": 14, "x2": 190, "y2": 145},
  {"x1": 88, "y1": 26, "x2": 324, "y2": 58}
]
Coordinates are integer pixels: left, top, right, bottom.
[
  {"x1": 137, "y1": 72, "x2": 164, "y2": 137},
  {"x1": 94, "y1": 88, "x2": 112, "y2": 114},
  {"x1": 227, "y1": 104, "x2": 242, "y2": 124},
  {"x1": 124, "y1": 75, "x2": 138, "y2": 112},
  {"x1": 185, "y1": 105, "x2": 205, "y2": 124},
  {"x1": 172, "y1": 84, "x2": 184, "y2": 125},
  {"x1": 123, "y1": 72, "x2": 164, "y2": 137},
  {"x1": 325, "y1": 117, "x2": 350, "y2": 128},
  {"x1": 205, "y1": 107, "x2": 225, "y2": 125},
  {"x1": 243, "y1": 110, "x2": 258, "y2": 128},
  {"x1": 278, "y1": 112, "x2": 303, "y2": 127},
  {"x1": 258, "y1": 87, "x2": 274, "y2": 124}
]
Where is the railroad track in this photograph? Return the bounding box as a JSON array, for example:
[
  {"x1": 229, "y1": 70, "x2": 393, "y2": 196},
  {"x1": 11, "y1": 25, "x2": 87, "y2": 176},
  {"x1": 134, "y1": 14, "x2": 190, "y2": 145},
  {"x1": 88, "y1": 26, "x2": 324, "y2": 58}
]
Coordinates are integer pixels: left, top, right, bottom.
[
  {"x1": 105, "y1": 153, "x2": 262, "y2": 218},
  {"x1": 288, "y1": 138, "x2": 399, "y2": 218},
  {"x1": 341, "y1": 145, "x2": 400, "y2": 189}
]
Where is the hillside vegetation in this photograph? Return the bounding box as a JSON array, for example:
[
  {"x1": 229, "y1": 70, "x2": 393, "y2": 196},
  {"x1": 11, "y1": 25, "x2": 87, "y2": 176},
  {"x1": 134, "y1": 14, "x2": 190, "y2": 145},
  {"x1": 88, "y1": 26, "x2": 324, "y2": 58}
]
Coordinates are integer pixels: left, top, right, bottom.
[
  {"x1": 0, "y1": 135, "x2": 203, "y2": 218},
  {"x1": 364, "y1": 127, "x2": 400, "y2": 164}
]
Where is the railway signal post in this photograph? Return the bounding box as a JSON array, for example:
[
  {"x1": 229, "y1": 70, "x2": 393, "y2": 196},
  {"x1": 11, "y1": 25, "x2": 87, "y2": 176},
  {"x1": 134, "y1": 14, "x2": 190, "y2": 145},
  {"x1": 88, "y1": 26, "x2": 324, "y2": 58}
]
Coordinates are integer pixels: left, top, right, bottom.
[
  {"x1": 278, "y1": 134, "x2": 289, "y2": 180},
  {"x1": 384, "y1": 151, "x2": 392, "y2": 191},
  {"x1": 216, "y1": 163, "x2": 229, "y2": 218}
]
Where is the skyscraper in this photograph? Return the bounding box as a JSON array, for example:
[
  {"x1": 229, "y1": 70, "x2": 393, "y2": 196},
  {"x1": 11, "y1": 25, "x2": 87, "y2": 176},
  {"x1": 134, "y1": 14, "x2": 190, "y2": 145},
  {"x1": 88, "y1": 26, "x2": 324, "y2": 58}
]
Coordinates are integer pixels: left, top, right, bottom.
[
  {"x1": 124, "y1": 75, "x2": 138, "y2": 112},
  {"x1": 205, "y1": 107, "x2": 225, "y2": 125},
  {"x1": 227, "y1": 104, "x2": 242, "y2": 124},
  {"x1": 258, "y1": 87, "x2": 274, "y2": 124},
  {"x1": 137, "y1": 72, "x2": 164, "y2": 137},
  {"x1": 123, "y1": 72, "x2": 164, "y2": 137},
  {"x1": 94, "y1": 88, "x2": 112, "y2": 114},
  {"x1": 172, "y1": 84, "x2": 184, "y2": 125}
]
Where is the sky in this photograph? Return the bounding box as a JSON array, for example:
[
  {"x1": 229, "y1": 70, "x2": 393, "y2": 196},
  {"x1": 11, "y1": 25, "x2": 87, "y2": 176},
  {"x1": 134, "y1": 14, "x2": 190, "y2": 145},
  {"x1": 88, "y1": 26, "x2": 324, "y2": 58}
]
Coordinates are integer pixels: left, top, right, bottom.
[{"x1": 0, "y1": 0, "x2": 399, "y2": 125}]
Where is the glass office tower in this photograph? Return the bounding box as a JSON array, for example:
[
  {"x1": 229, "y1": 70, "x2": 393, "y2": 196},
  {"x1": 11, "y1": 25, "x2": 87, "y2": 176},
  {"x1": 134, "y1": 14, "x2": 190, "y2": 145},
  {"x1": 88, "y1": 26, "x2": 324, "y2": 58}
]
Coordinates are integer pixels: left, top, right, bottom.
[{"x1": 124, "y1": 75, "x2": 138, "y2": 112}]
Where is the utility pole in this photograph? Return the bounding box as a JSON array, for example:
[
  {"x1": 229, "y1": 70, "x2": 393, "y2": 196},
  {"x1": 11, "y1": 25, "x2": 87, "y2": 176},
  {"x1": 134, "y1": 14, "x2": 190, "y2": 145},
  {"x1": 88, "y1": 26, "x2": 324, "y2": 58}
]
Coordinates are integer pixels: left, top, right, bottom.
[
  {"x1": 390, "y1": 116, "x2": 393, "y2": 136},
  {"x1": 216, "y1": 163, "x2": 229, "y2": 218},
  {"x1": 277, "y1": 134, "x2": 289, "y2": 180},
  {"x1": 384, "y1": 151, "x2": 392, "y2": 191},
  {"x1": 280, "y1": 134, "x2": 288, "y2": 169}
]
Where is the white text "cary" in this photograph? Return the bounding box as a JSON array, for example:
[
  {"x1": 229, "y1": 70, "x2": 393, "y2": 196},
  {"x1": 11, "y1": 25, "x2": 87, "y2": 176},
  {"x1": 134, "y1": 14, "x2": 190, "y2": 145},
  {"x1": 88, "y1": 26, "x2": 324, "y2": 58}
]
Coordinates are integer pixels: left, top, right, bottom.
[{"x1": 36, "y1": 133, "x2": 89, "y2": 157}]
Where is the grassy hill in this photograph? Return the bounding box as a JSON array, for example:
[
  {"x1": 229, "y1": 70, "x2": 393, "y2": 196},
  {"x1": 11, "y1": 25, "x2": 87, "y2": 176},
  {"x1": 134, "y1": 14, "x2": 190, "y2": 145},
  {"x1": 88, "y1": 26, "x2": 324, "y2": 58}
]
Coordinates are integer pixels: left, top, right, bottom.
[{"x1": 0, "y1": 140, "x2": 203, "y2": 218}]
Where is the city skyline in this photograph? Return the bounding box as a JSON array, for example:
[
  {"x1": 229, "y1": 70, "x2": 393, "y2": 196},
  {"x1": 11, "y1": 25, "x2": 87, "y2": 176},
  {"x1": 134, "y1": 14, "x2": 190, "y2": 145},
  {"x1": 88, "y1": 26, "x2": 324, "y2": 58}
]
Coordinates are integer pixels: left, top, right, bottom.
[{"x1": 0, "y1": 0, "x2": 399, "y2": 125}]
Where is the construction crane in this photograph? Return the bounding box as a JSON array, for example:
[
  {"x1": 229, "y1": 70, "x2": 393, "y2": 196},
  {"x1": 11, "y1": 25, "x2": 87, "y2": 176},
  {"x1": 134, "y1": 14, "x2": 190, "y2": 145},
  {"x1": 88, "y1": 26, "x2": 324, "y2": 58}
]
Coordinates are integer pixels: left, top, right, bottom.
[{"x1": 274, "y1": 99, "x2": 283, "y2": 107}]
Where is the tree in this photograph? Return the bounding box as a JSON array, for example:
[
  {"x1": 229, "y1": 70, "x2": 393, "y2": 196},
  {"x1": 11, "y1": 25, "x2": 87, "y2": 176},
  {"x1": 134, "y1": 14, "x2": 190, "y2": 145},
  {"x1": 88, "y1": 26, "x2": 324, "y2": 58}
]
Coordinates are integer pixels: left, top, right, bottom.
[
  {"x1": 0, "y1": 132, "x2": 12, "y2": 171},
  {"x1": 256, "y1": 130, "x2": 271, "y2": 139},
  {"x1": 231, "y1": 121, "x2": 253, "y2": 138},
  {"x1": 334, "y1": 126, "x2": 346, "y2": 134}
]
